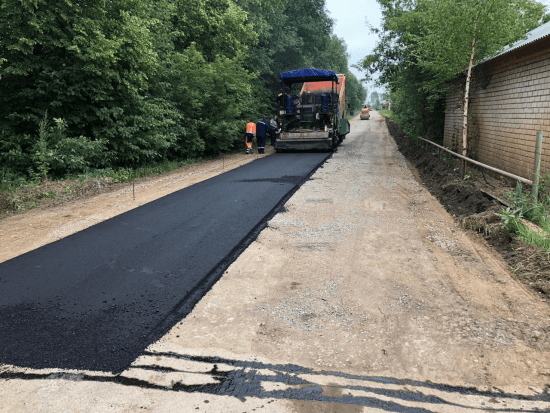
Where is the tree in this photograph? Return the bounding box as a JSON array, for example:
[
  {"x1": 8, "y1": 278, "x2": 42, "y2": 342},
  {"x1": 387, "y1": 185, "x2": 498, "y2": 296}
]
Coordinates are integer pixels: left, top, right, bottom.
[
  {"x1": 345, "y1": 72, "x2": 367, "y2": 111},
  {"x1": 0, "y1": 0, "x2": 179, "y2": 171},
  {"x1": 360, "y1": 0, "x2": 546, "y2": 149},
  {"x1": 0, "y1": 0, "x2": 258, "y2": 173},
  {"x1": 165, "y1": 0, "x2": 258, "y2": 154},
  {"x1": 370, "y1": 91, "x2": 380, "y2": 109},
  {"x1": 362, "y1": 83, "x2": 369, "y2": 106},
  {"x1": 413, "y1": 0, "x2": 546, "y2": 164},
  {"x1": 0, "y1": 0, "x2": 361, "y2": 179}
]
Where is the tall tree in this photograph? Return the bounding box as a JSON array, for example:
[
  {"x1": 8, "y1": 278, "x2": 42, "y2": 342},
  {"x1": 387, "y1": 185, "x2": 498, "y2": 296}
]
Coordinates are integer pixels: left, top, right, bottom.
[
  {"x1": 360, "y1": 0, "x2": 547, "y2": 148},
  {"x1": 413, "y1": 0, "x2": 546, "y2": 162},
  {"x1": 0, "y1": 0, "x2": 177, "y2": 170},
  {"x1": 345, "y1": 72, "x2": 367, "y2": 111},
  {"x1": 0, "y1": 0, "x2": 363, "y2": 179},
  {"x1": 370, "y1": 91, "x2": 380, "y2": 109},
  {"x1": 165, "y1": 0, "x2": 258, "y2": 154}
]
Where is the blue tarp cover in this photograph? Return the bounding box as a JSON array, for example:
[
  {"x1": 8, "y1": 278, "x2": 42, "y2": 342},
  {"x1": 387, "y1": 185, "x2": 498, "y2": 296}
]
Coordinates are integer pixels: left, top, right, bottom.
[{"x1": 280, "y1": 68, "x2": 339, "y2": 86}]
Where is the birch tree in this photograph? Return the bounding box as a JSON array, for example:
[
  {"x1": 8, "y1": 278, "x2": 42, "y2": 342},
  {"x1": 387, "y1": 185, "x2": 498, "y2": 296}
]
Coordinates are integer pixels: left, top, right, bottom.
[
  {"x1": 415, "y1": 0, "x2": 546, "y2": 160},
  {"x1": 360, "y1": 0, "x2": 546, "y2": 151}
]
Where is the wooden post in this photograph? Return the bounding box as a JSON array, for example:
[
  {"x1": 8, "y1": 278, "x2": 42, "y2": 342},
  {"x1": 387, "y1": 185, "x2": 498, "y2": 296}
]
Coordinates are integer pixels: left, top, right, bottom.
[
  {"x1": 133, "y1": 182, "x2": 135, "y2": 201},
  {"x1": 532, "y1": 131, "x2": 543, "y2": 201}
]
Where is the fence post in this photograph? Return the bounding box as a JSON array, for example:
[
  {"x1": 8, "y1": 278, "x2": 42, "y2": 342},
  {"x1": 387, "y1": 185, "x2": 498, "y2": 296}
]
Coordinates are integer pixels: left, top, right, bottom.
[
  {"x1": 532, "y1": 130, "x2": 543, "y2": 201},
  {"x1": 460, "y1": 159, "x2": 466, "y2": 178}
]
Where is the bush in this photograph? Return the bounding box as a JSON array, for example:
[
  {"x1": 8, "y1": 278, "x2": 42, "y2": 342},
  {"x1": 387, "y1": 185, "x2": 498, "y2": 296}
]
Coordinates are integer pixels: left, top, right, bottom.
[{"x1": 32, "y1": 114, "x2": 108, "y2": 179}]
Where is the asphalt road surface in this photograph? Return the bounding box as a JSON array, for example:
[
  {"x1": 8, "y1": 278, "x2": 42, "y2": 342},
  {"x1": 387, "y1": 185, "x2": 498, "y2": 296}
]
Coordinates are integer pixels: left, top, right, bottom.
[{"x1": 0, "y1": 152, "x2": 330, "y2": 373}]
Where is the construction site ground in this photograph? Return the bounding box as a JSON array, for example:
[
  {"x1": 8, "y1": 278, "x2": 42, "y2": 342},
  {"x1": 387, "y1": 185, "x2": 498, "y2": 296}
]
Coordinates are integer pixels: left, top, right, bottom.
[{"x1": 1, "y1": 112, "x2": 550, "y2": 412}]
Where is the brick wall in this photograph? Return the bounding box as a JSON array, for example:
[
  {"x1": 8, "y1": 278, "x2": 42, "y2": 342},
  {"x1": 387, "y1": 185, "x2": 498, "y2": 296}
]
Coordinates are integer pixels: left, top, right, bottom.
[{"x1": 443, "y1": 38, "x2": 550, "y2": 181}]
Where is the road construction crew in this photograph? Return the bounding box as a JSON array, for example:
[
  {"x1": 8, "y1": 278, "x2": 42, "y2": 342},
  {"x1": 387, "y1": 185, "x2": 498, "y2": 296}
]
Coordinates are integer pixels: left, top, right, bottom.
[
  {"x1": 256, "y1": 116, "x2": 270, "y2": 154},
  {"x1": 245, "y1": 119, "x2": 256, "y2": 154},
  {"x1": 269, "y1": 115, "x2": 279, "y2": 146},
  {"x1": 276, "y1": 89, "x2": 285, "y2": 111}
]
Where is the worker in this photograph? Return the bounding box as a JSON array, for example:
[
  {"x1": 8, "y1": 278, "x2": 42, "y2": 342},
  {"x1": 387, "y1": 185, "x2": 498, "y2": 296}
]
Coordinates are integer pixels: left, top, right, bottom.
[
  {"x1": 276, "y1": 90, "x2": 285, "y2": 110},
  {"x1": 256, "y1": 116, "x2": 269, "y2": 154},
  {"x1": 269, "y1": 115, "x2": 279, "y2": 146},
  {"x1": 245, "y1": 119, "x2": 256, "y2": 154}
]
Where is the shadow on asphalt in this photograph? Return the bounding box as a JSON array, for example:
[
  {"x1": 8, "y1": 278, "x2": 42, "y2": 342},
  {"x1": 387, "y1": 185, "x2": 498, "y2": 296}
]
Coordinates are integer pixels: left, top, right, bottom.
[{"x1": 2, "y1": 354, "x2": 549, "y2": 412}]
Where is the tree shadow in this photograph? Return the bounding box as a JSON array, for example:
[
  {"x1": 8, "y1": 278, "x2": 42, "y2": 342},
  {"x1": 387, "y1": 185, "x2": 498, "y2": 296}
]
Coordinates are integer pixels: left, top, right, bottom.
[{"x1": 2, "y1": 351, "x2": 549, "y2": 412}]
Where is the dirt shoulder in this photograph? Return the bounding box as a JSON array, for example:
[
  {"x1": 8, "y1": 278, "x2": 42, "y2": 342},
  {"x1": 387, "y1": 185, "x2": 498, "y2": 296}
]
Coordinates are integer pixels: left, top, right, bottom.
[
  {"x1": 385, "y1": 116, "x2": 550, "y2": 299},
  {"x1": 0, "y1": 146, "x2": 275, "y2": 264}
]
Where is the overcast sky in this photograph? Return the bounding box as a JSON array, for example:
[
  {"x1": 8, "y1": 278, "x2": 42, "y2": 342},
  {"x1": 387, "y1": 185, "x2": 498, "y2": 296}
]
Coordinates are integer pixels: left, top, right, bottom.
[{"x1": 325, "y1": 0, "x2": 384, "y2": 99}]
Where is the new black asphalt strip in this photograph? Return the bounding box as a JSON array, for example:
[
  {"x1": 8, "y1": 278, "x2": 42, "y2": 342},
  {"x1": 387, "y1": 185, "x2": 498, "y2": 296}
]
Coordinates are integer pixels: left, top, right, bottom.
[{"x1": 0, "y1": 152, "x2": 330, "y2": 373}]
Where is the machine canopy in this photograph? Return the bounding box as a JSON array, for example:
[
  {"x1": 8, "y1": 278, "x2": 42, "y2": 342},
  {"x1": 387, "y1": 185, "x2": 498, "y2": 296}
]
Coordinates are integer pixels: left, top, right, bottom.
[{"x1": 279, "y1": 68, "x2": 339, "y2": 86}]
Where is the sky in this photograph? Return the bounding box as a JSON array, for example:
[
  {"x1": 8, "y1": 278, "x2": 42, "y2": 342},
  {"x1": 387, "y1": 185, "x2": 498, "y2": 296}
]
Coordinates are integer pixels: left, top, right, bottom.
[{"x1": 325, "y1": 0, "x2": 384, "y2": 99}]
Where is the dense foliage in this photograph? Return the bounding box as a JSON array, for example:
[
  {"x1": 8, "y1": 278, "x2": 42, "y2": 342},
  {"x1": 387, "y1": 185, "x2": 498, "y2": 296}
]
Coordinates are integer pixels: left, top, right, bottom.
[
  {"x1": 360, "y1": 0, "x2": 548, "y2": 143},
  {"x1": 0, "y1": 0, "x2": 365, "y2": 180}
]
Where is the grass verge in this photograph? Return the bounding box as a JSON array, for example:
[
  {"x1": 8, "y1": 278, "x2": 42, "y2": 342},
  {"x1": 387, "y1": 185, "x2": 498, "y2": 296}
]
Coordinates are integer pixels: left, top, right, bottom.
[
  {"x1": 378, "y1": 109, "x2": 393, "y2": 118},
  {"x1": 0, "y1": 157, "x2": 211, "y2": 218}
]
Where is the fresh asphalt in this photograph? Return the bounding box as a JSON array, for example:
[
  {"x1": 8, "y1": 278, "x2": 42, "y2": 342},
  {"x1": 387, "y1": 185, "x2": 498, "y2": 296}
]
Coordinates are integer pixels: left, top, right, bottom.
[{"x1": 0, "y1": 152, "x2": 331, "y2": 373}]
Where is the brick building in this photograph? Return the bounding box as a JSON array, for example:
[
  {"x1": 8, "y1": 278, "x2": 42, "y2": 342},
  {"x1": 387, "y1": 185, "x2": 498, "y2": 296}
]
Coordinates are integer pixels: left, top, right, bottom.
[{"x1": 444, "y1": 22, "x2": 550, "y2": 180}]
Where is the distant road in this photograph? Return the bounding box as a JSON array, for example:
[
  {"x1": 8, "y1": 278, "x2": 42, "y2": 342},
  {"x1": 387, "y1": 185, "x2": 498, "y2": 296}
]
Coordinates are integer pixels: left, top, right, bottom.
[{"x1": 0, "y1": 152, "x2": 330, "y2": 373}]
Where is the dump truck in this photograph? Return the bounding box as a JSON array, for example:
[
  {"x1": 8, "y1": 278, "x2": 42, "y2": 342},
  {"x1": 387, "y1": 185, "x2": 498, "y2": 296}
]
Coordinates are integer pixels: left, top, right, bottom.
[{"x1": 275, "y1": 68, "x2": 351, "y2": 152}]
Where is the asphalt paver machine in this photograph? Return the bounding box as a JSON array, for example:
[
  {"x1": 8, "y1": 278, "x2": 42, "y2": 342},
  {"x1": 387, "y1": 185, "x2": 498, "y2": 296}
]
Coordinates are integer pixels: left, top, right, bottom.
[{"x1": 275, "y1": 68, "x2": 351, "y2": 152}]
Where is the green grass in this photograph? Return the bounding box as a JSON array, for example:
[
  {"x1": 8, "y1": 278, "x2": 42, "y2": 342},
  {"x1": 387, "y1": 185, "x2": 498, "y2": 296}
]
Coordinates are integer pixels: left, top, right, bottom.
[
  {"x1": 73, "y1": 157, "x2": 210, "y2": 183},
  {"x1": 496, "y1": 181, "x2": 550, "y2": 252},
  {"x1": 378, "y1": 109, "x2": 393, "y2": 118},
  {"x1": 0, "y1": 156, "x2": 214, "y2": 216}
]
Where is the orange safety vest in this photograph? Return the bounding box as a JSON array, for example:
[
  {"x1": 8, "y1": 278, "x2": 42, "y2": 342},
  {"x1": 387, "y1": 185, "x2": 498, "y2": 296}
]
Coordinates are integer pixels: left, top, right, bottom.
[{"x1": 246, "y1": 122, "x2": 256, "y2": 134}]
